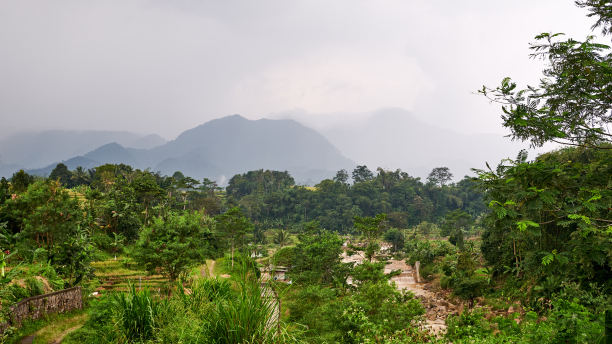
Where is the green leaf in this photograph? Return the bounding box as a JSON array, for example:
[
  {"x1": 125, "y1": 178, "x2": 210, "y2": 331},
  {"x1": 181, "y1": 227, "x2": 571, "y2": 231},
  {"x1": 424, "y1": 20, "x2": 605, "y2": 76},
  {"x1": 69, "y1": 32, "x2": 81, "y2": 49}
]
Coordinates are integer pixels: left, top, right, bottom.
[
  {"x1": 568, "y1": 214, "x2": 591, "y2": 225},
  {"x1": 542, "y1": 253, "x2": 554, "y2": 266},
  {"x1": 516, "y1": 220, "x2": 539, "y2": 232}
]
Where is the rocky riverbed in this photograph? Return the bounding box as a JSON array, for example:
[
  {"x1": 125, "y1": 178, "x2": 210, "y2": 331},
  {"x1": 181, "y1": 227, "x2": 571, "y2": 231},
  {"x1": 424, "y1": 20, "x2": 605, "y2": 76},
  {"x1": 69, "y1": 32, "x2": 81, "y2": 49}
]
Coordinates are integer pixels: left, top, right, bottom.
[{"x1": 341, "y1": 246, "x2": 457, "y2": 335}]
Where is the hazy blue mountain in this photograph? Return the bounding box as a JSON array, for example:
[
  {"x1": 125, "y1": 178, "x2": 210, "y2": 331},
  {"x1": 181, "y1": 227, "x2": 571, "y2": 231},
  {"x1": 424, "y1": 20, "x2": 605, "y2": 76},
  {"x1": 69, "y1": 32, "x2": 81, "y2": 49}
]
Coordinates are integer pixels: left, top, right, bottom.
[
  {"x1": 128, "y1": 134, "x2": 166, "y2": 149},
  {"x1": 321, "y1": 108, "x2": 531, "y2": 179},
  {"x1": 0, "y1": 161, "x2": 21, "y2": 179},
  {"x1": 147, "y1": 115, "x2": 353, "y2": 181},
  {"x1": 0, "y1": 130, "x2": 166, "y2": 170},
  {"x1": 277, "y1": 108, "x2": 532, "y2": 180},
  {"x1": 82, "y1": 143, "x2": 140, "y2": 166},
  {"x1": 23, "y1": 115, "x2": 353, "y2": 184},
  {"x1": 144, "y1": 115, "x2": 353, "y2": 183}
]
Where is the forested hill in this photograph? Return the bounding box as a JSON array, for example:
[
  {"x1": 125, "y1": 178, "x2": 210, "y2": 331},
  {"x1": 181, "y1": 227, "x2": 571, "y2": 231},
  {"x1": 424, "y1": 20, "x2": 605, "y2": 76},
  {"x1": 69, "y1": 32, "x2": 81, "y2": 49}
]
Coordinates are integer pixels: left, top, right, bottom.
[
  {"x1": 225, "y1": 167, "x2": 486, "y2": 232},
  {"x1": 24, "y1": 115, "x2": 354, "y2": 184}
]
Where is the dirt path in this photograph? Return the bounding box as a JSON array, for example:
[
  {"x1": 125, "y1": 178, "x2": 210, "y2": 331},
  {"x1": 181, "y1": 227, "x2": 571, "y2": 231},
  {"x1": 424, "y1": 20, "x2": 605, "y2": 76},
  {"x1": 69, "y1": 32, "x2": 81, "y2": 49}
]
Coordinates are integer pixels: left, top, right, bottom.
[
  {"x1": 207, "y1": 260, "x2": 215, "y2": 277},
  {"x1": 342, "y1": 247, "x2": 453, "y2": 335},
  {"x1": 19, "y1": 312, "x2": 88, "y2": 344},
  {"x1": 51, "y1": 324, "x2": 84, "y2": 344},
  {"x1": 19, "y1": 335, "x2": 35, "y2": 344},
  {"x1": 199, "y1": 260, "x2": 217, "y2": 278}
]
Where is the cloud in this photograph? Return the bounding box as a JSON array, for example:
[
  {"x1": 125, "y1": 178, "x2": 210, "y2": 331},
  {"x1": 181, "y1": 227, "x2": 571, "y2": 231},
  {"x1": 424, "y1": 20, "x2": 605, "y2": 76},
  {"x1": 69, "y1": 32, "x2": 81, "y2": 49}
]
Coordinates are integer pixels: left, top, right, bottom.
[
  {"x1": 231, "y1": 51, "x2": 434, "y2": 115},
  {"x1": 0, "y1": 0, "x2": 596, "y2": 140}
]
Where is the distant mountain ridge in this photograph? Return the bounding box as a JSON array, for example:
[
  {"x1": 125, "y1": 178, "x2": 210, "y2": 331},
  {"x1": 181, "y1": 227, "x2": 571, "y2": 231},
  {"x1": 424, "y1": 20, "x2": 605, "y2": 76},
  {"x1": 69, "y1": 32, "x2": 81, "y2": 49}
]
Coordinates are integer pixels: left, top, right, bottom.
[
  {"x1": 276, "y1": 108, "x2": 532, "y2": 180},
  {"x1": 0, "y1": 130, "x2": 166, "y2": 170},
  {"x1": 24, "y1": 115, "x2": 354, "y2": 185}
]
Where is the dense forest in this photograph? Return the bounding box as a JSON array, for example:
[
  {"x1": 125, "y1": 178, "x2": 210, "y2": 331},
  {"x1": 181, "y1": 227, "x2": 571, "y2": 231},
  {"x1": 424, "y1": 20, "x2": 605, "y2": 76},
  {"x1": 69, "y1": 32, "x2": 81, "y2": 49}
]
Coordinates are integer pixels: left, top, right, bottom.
[{"x1": 0, "y1": 1, "x2": 611, "y2": 343}]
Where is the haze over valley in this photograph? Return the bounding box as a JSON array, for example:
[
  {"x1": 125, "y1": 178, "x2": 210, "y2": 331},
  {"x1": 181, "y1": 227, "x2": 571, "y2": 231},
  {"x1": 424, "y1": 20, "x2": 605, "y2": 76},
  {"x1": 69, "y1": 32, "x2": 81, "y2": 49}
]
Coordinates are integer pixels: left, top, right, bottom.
[{"x1": 0, "y1": 109, "x2": 536, "y2": 184}]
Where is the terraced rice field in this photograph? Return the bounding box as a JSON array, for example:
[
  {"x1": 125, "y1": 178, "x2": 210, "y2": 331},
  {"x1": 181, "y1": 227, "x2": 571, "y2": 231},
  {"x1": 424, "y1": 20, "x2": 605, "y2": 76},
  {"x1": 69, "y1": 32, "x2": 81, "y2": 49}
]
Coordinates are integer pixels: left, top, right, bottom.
[{"x1": 92, "y1": 258, "x2": 168, "y2": 292}]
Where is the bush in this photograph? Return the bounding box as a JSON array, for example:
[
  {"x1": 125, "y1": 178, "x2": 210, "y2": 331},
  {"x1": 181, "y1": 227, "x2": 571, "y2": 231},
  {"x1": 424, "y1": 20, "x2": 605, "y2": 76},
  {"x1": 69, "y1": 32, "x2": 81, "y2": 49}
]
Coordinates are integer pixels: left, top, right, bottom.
[
  {"x1": 273, "y1": 246, "x2": 296, "y2": 267},
  {"x1": 446, "y1": 309, "x2": 492, "y2": 341},
  {"x1": 0, "y1": 277, "x2": 46, "y2": 304},
  {"x1": 451, "y1": 274, "x2": 488, "y2": 301},
  {"x1": 30, "y1": 262, "x2": 64, "y2": 290},
  {"x1": 405, "y1": 239, "x2": 455, "y2": 266},
  {"x1": 24, "y1": 277, "x2": 44, "y2": 296},
  {"x1": 445, "y1": 298, "x2": 605, "y2": 344}
]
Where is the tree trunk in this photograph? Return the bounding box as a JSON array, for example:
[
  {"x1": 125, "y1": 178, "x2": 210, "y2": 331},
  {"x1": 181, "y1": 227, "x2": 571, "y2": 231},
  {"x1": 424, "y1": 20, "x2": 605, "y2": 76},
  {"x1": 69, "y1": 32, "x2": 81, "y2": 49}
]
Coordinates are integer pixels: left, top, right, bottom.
[{"x1": 513, "y1": 239, "x2": 520, "y2": 277}]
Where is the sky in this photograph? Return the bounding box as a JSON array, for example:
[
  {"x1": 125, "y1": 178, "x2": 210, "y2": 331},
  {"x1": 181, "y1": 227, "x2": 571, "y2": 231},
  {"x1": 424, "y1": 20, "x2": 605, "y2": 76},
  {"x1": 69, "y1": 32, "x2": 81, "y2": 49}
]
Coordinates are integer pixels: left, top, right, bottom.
[{"x1": 0, "y1": 0, "x2": 597, "y2": 140}]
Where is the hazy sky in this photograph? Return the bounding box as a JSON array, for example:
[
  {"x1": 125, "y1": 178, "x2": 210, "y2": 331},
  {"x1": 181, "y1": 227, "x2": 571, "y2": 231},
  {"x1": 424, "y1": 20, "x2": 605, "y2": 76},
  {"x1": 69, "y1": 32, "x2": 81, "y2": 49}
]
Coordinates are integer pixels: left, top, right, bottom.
[{"x1": 0, "y1": 1, "x2": 596, "y2": 140}]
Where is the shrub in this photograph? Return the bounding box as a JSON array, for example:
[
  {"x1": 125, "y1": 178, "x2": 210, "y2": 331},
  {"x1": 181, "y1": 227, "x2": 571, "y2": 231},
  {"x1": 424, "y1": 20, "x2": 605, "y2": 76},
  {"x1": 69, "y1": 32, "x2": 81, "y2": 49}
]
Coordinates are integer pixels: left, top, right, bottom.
[
  {"x1": 405, "y1": 239, "x2": 455, "y2": 266},
  {"x1": 273, "y1": 246, "x2": 296, "y2": 267},
  {"x1": 451, "y1": 274, "x2": 488, "y2": 302},
  {"x1": 446, "y1": 309, "x2": 492, "y2": 341},
  {"x1": 24, "y1": 277, "x2": 44, "y2": 296}
]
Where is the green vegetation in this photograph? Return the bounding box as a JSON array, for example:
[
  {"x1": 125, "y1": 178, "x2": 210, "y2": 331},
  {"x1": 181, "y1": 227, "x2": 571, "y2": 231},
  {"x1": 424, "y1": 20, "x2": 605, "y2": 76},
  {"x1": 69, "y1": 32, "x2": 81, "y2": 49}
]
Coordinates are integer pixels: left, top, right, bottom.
[
  {"x1": 134, "y1": 211, "x2": 214, "y2": 281},
  {"x1": 0, "y1": 1, "x2": 609, "y2": 342}
]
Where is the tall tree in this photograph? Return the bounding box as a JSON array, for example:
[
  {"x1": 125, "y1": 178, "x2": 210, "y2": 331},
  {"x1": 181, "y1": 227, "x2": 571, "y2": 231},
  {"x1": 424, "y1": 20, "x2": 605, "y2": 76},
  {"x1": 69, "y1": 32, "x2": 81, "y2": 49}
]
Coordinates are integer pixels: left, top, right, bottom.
[
  {"x1": 49, "y1": 163, "x2": 73, "y2": 187},
  {"x1": 273, "y1": 228, "x2": 291, "y2": 248},
  {"x1": 353, "y1": 213, "x2": 387, "y2": 261},
  {"x1": 383, "y1": 228, "x2": 405, "y2": 252},
  {"x1": 216, "y1": 207, "x2": 253, "y2": 268},
  {"x1": 71, "y1": 166, "x2": 91, "y2": 186},
  {"x1": 479, "y1": 2, "x2": 611, "y2": 148},
  {"x1": 6, "y1": 180, "x2": 93, "y2": 285},
  {"x1": 352, "y1": 165, "x2": 374, "y2": 184},
  {"x1": 476, "y1": 2, "x2": 612, "y2": 300},
  {"x1": 289, "y1": 228, "x2": 346, "y2": 285},
  {"x1": 0, "y1": 177, "x2": 9, "y2": 204},
  {"x1": 333, "y1": 169, "x2": 349, "y2": 185},
  {"x1": 10, "y1": 170, "x2": 34, "y2": 193},
  {"x1": 441, "y1": 210, "x2": 473, "y2": 248},
  {"x1": 427, "y1": 167, "x2": 453, "y2": 187},
  {"x1": 130, "y1": 171, "x2": 164, "y2": 224}
]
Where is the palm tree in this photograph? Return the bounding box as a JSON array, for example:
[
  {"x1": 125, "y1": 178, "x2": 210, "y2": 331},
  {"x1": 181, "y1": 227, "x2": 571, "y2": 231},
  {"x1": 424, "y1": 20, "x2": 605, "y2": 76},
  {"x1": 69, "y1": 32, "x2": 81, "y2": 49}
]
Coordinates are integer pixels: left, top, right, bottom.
[{"x1": 273, "y1": 229, "x2": 290, "y2": 248}]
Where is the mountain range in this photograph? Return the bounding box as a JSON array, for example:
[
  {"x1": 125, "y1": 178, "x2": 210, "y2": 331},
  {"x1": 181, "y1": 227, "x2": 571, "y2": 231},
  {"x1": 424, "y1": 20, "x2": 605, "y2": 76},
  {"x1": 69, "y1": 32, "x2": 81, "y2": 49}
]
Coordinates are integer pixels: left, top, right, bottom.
[
  {"x1": 0, "y1": 130, "x2": 166, "y2": 169},
  {"x1": 273, "y1": 108, "x2": 535, "y2": 179},
  {"x1": 1, "y1": 110, "x2": 536, "y2": 185},
  {"x1": 11, "y1": 115, "x2": 353, "y2": 185}
]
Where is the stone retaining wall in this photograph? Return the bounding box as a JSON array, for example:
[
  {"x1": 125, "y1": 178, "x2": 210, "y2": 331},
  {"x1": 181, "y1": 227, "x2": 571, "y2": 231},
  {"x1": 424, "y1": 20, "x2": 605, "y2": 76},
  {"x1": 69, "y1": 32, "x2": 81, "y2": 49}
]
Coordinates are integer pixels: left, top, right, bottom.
[{"x1": 8, "y1": 286, "x2": 83, "y2": 327}]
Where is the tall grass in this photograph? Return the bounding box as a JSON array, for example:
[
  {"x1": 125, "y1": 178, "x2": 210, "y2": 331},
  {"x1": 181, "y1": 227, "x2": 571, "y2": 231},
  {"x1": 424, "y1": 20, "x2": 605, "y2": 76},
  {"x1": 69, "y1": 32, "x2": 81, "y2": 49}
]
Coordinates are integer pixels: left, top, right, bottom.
[
  {"x1": 70, "y1": 256, "x2": 302, "y2": 343},
  {"x1": 177, "y1": 277, "x2": 232, "y2": 313},
  {"x1": 112, "y1": 284, "x2": 163, "y2": 341},
  {"x1": 204, "y1": 281, "x2": 276, "y2": 343},
  {"x1": 200, "y1": 257, "x2": 301, "y2": 344}
]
